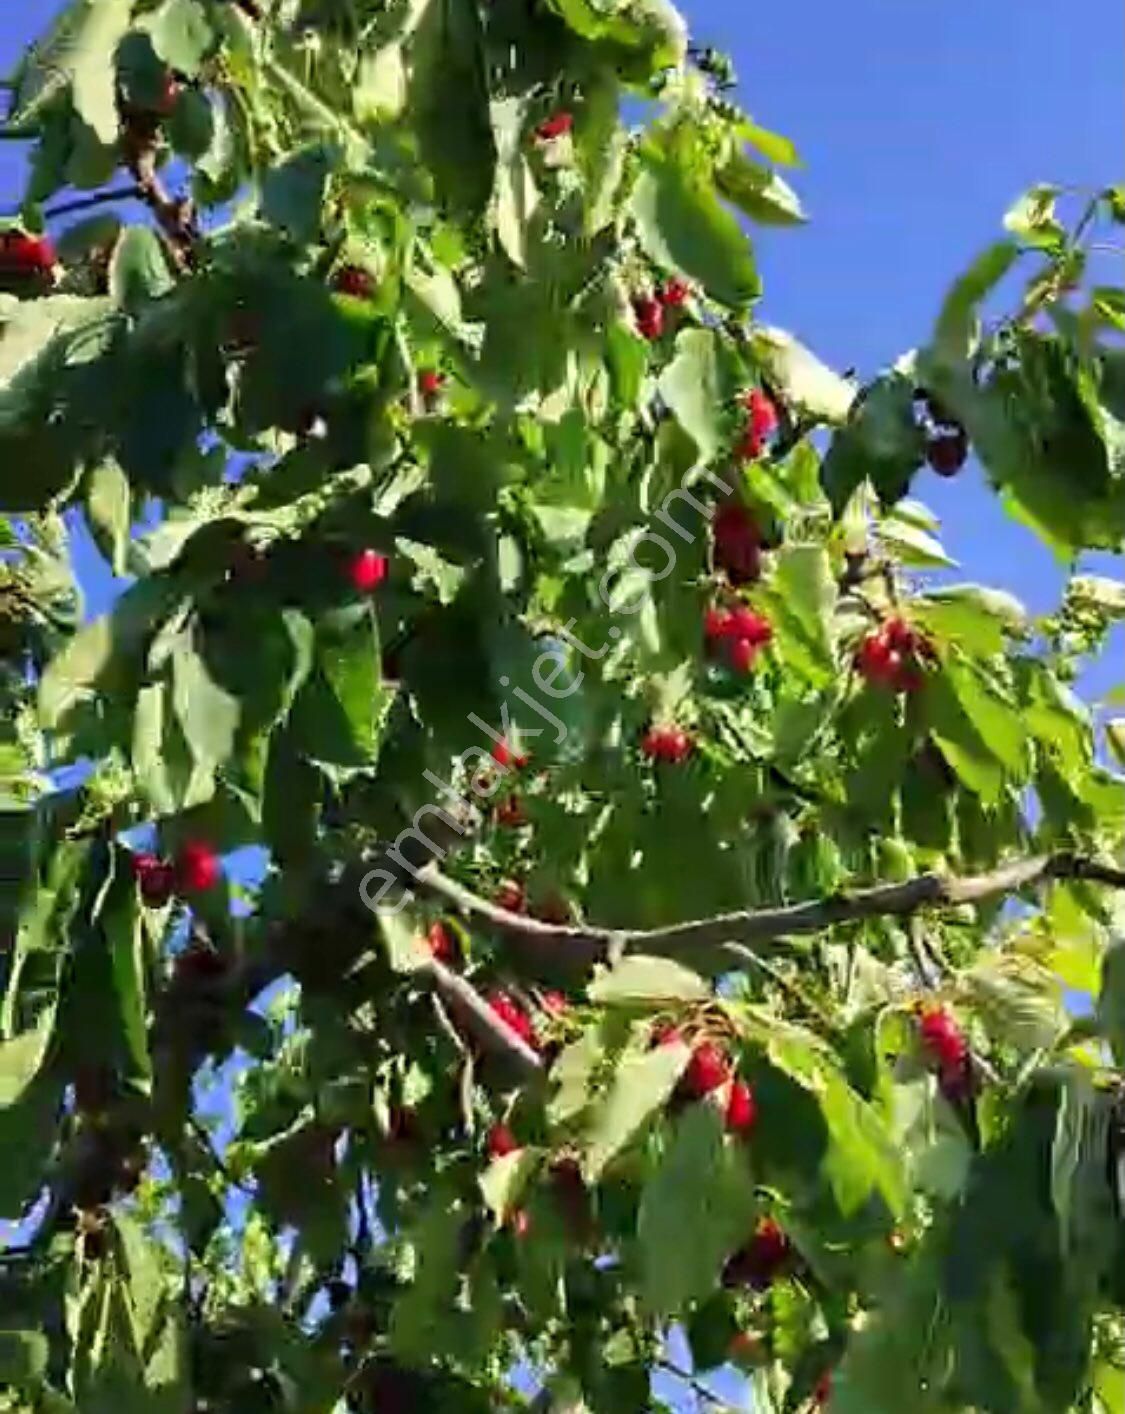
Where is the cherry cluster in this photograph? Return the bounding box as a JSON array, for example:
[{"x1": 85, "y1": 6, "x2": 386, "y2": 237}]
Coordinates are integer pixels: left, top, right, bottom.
[
  {"x1": 640, "y1": 723, "x2": 694, "y2": 764},
  {"x1": 712, "y1": 502, "x2": 762, "y2": 585},
  {"x1": 855, "y1": 615, "x2": 933, "y2": 694},
  {"x1": 704, "y1": 601, "x2": 773, "y2": 673},
  {"x1": 131, "y1": 840, "x2": 221, "y2": 906},
  {"x1": 656, "y1": 1030, "x2": 758, "y2": 1136},
  {"x1": 632, "y1": 278, "x2": 692, "y2": 340},
  {"x1": 735, "y1": 388, "x2": 779, "y2": 461},
  {"x1": 918, "y1": 1005, "x2": 974, "y2": 1103},
  {"x1": 723, "y1": 1215, "x2": 792, "y2": 1290},
  {"x1": 0, "y1": 230, "x2": 55, "y2": 279}
]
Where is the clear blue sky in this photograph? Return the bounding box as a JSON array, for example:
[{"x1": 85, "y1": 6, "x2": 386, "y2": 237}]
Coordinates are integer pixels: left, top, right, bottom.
[{"x1": 2, "y1": 4, "x2": 1121, "y2": 1408}]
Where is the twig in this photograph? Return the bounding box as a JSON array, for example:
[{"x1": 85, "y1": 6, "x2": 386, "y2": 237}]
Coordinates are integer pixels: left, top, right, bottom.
[
  {"x1": 423, "y1": 958, "x2": 543, "y2": 1079},
  {"x1": 407, "y1": 851, "x2": 1125, "y2": 966},
  {"x1": 42, "y1": 184, "x2": 143, "y2": 221},
  {"x1": 656, "y1": 1358, "x2": 727, "y2": 1407},
  {"x1": 121, "y1": 131, "x2": 198, "y2": 272}
]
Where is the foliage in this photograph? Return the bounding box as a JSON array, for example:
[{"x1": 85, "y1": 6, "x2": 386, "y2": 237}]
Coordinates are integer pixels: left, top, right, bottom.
[{"x1": 1, "y1": 2, "x2": 1125, "y2": 1412}]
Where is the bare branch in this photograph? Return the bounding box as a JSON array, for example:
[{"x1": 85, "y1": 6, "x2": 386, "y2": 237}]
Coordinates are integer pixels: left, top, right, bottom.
[
  {"x1": 42, "y1": 184, "x2": 143, "y2": 221},
  {"x1": 408, "y1": 851, "x2": 1125, "y2": 967}
]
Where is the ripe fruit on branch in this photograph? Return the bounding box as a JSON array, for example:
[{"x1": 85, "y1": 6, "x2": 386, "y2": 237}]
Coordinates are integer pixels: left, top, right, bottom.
[
  {"x1": 494, "y1": 879, "x2": 527, "y2": 913},
  {"x1": 632, "y1": 295, "x2": 664, "y2": 341},
  {"x1": 347, "y1": 548, "x2": 388, "y2": 593},
  {"x1": 712, "y1": 503, "x2": 762, "y2": 585},
  {"x1": 652, "y1": 1022, "x2": 683, "y2": 1048},
  {"x1": 704, "y1": 602, "x2": 772, "y2": 673},
  {"x1": 726, "y1": 1078, "x2": 758, "y2": 1134},
  {"x1": 174, "y1": 941, "x2": 229, "y2": 985},
  {"x1": 535, "y1": 111, "x2": 573, "y2": 140},
  {"x1": 173, "y1": 840, "x2": 220, "y2": 895},
  {"x1": 153, "y1": 71, "x2": 182, "y2": 116},
  {"x1": 487, "y1": 1123, "x2": 519, "y2": 1158},
  {"x1": 926, "y1": 424, "x2": 969, "y2": 477},
  {"x1": 855, "y1": 616, "x2": 932, "y2": 694},
  {"x1": 426, "y1": 921, "x2": 456, "y2": 963},
  {"x1": 0, "y1": 230, "x2": 56, "y2": 276},
  {"x1": 417, "y1": 369, "x2": 444, "y2": 399},
  {"x1": 131, "y1": 852, "x2": 174, "y2": 907},
  {"x1": 813, "y1": 1370, "x2": 833, "y2": 1407},
  {"x1": 681, "y1": 1040, "x2": 730, "y2": 1098},
  {"x1": 541, "y1": 989, "x2": 569, "y2": 1015},
  {"x1": 918, "y1": 1006, "x2": 968, "y2": 1070},
  {"x1": 495, "y1": 794, "x2": 528, "y2": 828},
  {"x1": 488, "y1": 989, "x2": 537, "y2": 1049},
  {"x1": 332, "y1": 264, "x2": 374, "y2": 298},
  {"x1": 735, "y1": 388, "x2": 779, "y2": 460},
  {"x1": 724, "y1": 1216, "x2": 792, "y2": 1289},
  {"x1": 658, "y1": 277, "x2": 690, "y2": 307},
  {"x1": 640, "y1": 724, "x2": 693, "y2": 764},
  {"x1": 490, "y1": 738, "x2": 530, "y2": 769}
]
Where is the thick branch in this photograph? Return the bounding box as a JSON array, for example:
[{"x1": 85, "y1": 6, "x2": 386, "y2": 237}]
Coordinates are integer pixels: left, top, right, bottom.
[{"x1": 406, "y1": 851, "x2": 1125, "y2": 966}]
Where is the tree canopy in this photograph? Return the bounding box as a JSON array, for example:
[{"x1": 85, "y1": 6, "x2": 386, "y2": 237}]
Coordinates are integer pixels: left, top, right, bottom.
[{"x1": 2, "y1": 1, "x2": 1125, "y2": 1411}]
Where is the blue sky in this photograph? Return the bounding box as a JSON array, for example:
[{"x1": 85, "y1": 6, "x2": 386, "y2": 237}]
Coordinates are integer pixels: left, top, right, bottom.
[{"x1": 1, "y1": 3, "x2": 1121, "y2": 1408}]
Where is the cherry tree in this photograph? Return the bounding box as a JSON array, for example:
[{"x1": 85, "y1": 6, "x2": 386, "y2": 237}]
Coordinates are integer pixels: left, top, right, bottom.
[{"x1": 2, "y1": 1, "x2": 1125, "y2": 1411}]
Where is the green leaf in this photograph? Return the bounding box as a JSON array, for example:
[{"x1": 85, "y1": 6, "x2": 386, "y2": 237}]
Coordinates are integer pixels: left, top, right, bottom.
[
  {"x1": 480, "y1": 1147, "x2": 539, "y2": 1220},
  {"x1": 0, "y1": 1003, "x2": 55, "y2": 1106},
  {"x1": 316, "y1": 605, "x2": 391, "y2": 761},
  {"x1": 394, "y1": 537, "x2": 467, "y2": 606},
  {"x1": 942, "y1": 655, "x2": 1029, "y2": 780},
  {"x1": 923, "y1": 672, "x2": 1005, "y2": 806},
  {"x1": 736, "y1": 120, "x2": 800, "y2": 167},
  {"x1": 638, "y1": 1103, "x2": 757, "y2": 1315},
  {"x1": 632, "y1": 136, "x2": 759, "y2": 310},
  {"x1": 0, "y1": 1329, "x2": 48, "y2": 1386},
  {"x1": 914, "y1": 585, "x2": 1027, "y2": 656},
  {"x1": 715, "y1": 154, "x2": 806, "y2": 226},
  {"x1": 354, "y1": 43, "x2": 407, "y2": 123},
  {"x1": 546, "y1": 0, "x2": 686, "y2": 76},
  {"x1": 581, "y1": 1040, "x2": 689, "y2": 1179},
  {"x1": 11, "y1": 0, "x2": 132, "y2": 144},
  {"x1": 1003, "y1": 184, "x2": 1064, "y2": 252},
  {"x1": 259, "y1": 144, "x2": 332, "y2": 246},
  {"x1": 104, "y1": 856, "x2": 151, "y2": 1085},
  {"x1": 821, "y1": 372, "x2": 925, "y2": 514},
  {"x1": 166, "y1": 86, "x2": 214, "y2": 160},
  {"x1": 933, "y1": 240, "x2": 1019, "y2": 362},
  {"x1": 172, "y1": 645, "x2": 240, "y2": 781},
  {"x1": 108, "y1": 227, "x2": 174, "y2": 312},
  {"x1": 147, "y1": 0, "x2": 215, "y2": 77},
  {"x1": 490, "y1": 97, "x2": 539, "y2": 270},
  {"x1": 657, "y1": 328, "x2": 727, "y2": 461},
  {"x1": 588, "y1": 955, "x2": 709, "y2": 1006},
  {"x1": 750, "y1": 326, "x2": 855, "y2": 427},
  {"x1": 764, "y1": 544, "x2": 837, "y2": 685},
  {"x1": 1107, "y1": 719, "x2": 1125, "y2": 770},
  {"x1": 878, "y1": 514, "x2": 956, "y2": 569},
  {"x1": 548, "y1": 1027, "x2": 605, "y2": 1126},
  {"x1": 85, "y1": 459, "x2": 131, "y2": 577},
  {"x1": 407, "y1": 0, "x2": 496, "y2": 222}
]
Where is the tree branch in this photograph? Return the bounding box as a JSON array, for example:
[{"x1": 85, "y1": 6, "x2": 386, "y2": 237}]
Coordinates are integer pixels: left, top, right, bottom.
[
  {"x1": 422, "y1": 957, "x2": 543, "y2": 1079},
  {"x1": 42, "y1": 184, "x2": 143, "y2": 221},
  {"x1": 406, "y1": 851, "x2": 1125, "y2": 967}
]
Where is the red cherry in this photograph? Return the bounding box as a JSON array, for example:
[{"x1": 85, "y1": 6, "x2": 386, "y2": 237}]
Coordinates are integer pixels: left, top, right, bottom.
[
  {"x1": 154, "y1": 71, "x2": 181, "y2": 116},
  {"x1": 417, "y1": 369, "x2": 444, "y2": 399},
  {"x1": 682, "y1": 1040, "x2": 730, "y2": 1098},
  {"x1": 728, "y1": 605, "x2": 772, "y2": 647},
  {"x1": 175, "y1": 943, "x2": 228, "y2": 984},
  {"x1": 487, "y1": 1123, "x2": 519, "y2": 1158},
  {"x1": 426, "y1": 921, "x2": 456, "y2": 963},
  {"x1": 918, "y1": 1008, "x2": 968, "y2": 1070},
  {"x1": 926, "y1": 427, "x2": 968, "y2": 477},
  {"x1": 747, "y1": 1217, "x2": 790, "y2": 1283},
  {"x1": 495, "y1": 879, "x2": 526, "y2": 914},
  {"x1": 488, "y1": 989, "x2": 537, "y2": 1048},
  {"x1": 511, "y1": 1208, "x2": 531, "y2": 1237},
  {"x1": 713, "y1": 504, "x2": 762, "y2": 584},
  {"x1": 333, "y1": 264, "x2": 373, "y2": 298},
  {"x1": 632, "y1": 295, "x2": 664, "y2": 341},
  {"x1": 535, "y1": 111, "x2": 573, "y2": 141},
  {"x1": 652, "y1": 1022, "x2": 683, "y2": 1048},
  {"x1": 131, "y1": 852, "x2": 174, "y2": 907},
  {"x1": 658, "y1": 278, "x2": 690, "y2": 308},
  {"x1": 856, "y1": 631, "x2": 894, "y2": 684},
  {"x1": 0, "y1": 230, "x2": 56, "y2": 275},
  {"x1": 541, "y1": 990, "x2": 569, "y2": 1015},
  {"x1": 347, "y1": 548, "x2": 388, "y2": 593},
  {"x1": 744, "y1": 388, "x2": 779, "y2": 441},
  {"x1": 704, "y1": 606, "x2": 735, "y2": 643},
  {"x1": 727, "y1": 637, "x2": 760, "y2": 674},
  {"x1": 173, "y1": 841, "x2": 220, "y2": 895},
  {"x1": 882, "y1": 617, "x2": 916, "y2": 653},
  {"x1": 735, "y1": 427, "x2": 764, "y2": 461},
  {"x1": 495, "y1": 795, "x2": 528, "y2": 828},
  {"x1": 726, "y1": 1079, "x2": 758, "y2": 1134},
  {"x1": 813, "y1": 1370, "x2": 833, "y2": 1406}
]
